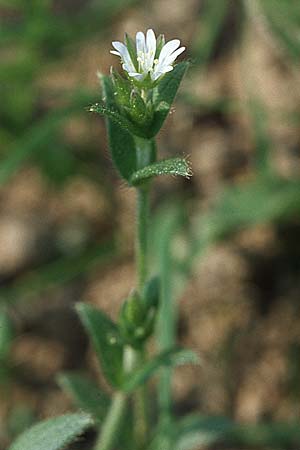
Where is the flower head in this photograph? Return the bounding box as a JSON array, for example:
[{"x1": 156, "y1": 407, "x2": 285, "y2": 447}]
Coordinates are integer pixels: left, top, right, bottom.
[{"x1": 110, "y1": 29, "x2": 185, "y2": 83}]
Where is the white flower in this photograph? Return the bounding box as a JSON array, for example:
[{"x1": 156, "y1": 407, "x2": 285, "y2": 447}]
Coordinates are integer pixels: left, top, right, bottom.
[{"x1": 110, "y1": 29, "x2": 185, "y2": 82}]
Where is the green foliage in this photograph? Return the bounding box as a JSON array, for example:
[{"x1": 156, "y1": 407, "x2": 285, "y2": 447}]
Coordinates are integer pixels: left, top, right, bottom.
[
  {"x1": 260, "y1": 0, "x2": 300, "y2": 62},
  {"x1": 192, "y1": 0, "x2": 230, "y2": 65},
  {"x1": 8, "y1": 413, "x2": 93, "y2": 450},
  {"x1": 130, "y1": 157, "x2": 192, "y2": 186},
  {"x1": 57, "y1": 373, "x2": 110, "y2": 422},
  {"x1": 76, "y1": 303, "x2": 124, "y2": 388},
  {"x1": 122, "y1": 348, "x2": 200, "y2": 393}
]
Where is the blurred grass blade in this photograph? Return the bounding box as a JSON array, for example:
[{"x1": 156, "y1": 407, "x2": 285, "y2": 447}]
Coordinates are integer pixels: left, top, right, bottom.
[
  {"x1": 57, "y1": 373, "x2": 110, "y2": 423},
  {"x1": 0, "y1": 309, "x2": 14, "y2": 360},
  {"x1": 227, "y1": 422, "x2": 300, "y2": 448},
  {"x1": 9, "y1": 413, "x2": 93, "y2": 450},
  {"x1": 247, "y1": 99, "x2": 272, "y2": 174},
  {"x1": 174, "y1": 415, "x2": 234, "y2": 450},
  {"x1": 0, "y1": 241, "x2": 115, "y2": 305},
  {"x1": 192, "y1": 0, "x2": 230, "y2": 65},
  {"x1": 198, "y1": 176, "x2": 300, "y2": 245},
  {"x1": 0, "y1": 92, "x2": 95, "y2": 186}
]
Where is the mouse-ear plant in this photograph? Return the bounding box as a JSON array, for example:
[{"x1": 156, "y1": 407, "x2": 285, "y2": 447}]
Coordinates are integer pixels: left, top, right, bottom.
[{"x1": 8, "y1": 29, "x2": 195, "y2": 450}]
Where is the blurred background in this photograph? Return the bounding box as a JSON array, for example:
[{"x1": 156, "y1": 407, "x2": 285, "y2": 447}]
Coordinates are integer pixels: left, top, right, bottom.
[{"x1": 1, "y1": 0, "x2": 300, "y2": 448}]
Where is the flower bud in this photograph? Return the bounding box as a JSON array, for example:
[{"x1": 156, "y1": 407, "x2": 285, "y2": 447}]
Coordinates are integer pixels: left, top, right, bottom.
[{"x1": 118, "y1": 289, "x2": 157, "y2": 348}]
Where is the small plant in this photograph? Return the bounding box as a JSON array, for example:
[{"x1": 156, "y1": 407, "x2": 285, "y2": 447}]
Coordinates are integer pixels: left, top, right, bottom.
[{"x1": 8, "y1": 29, "x2": 201, "y2": 450}]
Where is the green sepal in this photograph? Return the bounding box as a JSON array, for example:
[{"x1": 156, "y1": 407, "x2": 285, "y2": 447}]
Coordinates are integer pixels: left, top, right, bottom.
[
  {"x1": 121, "y1": 348, "x2": 200, "y2": 392},
  {"x1": 8, "y1": 413, "x2": 93, "y2": 450},
  {"x1": 125, "y1": 33, "x2": 138, "y2": 71},
  {"x1": 127, "y1": 91, "x2": 151, "y2": 126},
  {"x1": 99, "y1": 74, "x2": 137, "y2": 181},
  {"x1": 110, "y1": 68, "x2": 132, "y2": 108},
  {"x1": 129, "y1": 157, "x2": 192, "y2": 186},
  {"x1": 76, "y1": 303, "x2": 124, "y2": 388},
  {"x1": 57, "y1": 372, "x2": 110, "y2": 423},
  {"x1": 150, "y1": 62, "x2": 189, "y2": 136}
]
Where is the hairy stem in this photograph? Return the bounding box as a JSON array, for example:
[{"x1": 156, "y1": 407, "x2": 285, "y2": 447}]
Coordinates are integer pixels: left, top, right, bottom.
[
  {"x1": 134, "y1": 136, "x2": 154, "y2": 446},
  {"x1": 136, "y1": 186, "x2": 149, "y2": 291}
]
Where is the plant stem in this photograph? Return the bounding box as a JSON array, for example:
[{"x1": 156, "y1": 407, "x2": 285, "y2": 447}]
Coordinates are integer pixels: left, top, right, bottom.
[
  {"x1": 136, "y1": 186, "x2": 149, "y2": 291},
  {"x1": 134, "y1": 136, "x2": 154, "y2": 447},
  {"x1": 94, "y1": 391, "x2": 126, "y2": 450}
]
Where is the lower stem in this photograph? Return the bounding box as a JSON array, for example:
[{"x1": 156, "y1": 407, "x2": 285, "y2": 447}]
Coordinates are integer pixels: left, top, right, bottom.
[{"x1": 95, "y1": 391, "x2": 126, "y2": 450}]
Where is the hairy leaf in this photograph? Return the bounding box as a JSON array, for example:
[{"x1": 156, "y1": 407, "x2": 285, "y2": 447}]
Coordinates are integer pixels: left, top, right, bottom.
[
  {"x1": 9, "y1": 413, "x2": 93, "y2": 450},
  {"x1": 130, "y1": 157, "x2": 192, "y2": 185},
  {"x1": 76, "y1": 303, "x2": 124, "y2": 388},
  {"x1": 89, "y1": 102, "x2": 146, "y2": 138},
  {"x1": 57, "y1": 373, "x2": 110, "y2": 422}
]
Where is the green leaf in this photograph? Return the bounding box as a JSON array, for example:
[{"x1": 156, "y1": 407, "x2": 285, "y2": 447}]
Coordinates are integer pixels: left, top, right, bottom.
[
  {"x1": 174, "y1": 415, "x2": 234, "y2": 450},
  {"x1": 76, "y1": 303, "x2": 124, "y2": 388},
  {"x1": 9, "y1": 413, "x2": 93, "y2": 450},
  {"x1": 100, "y1": 75, "x2": 137, "y2": 181},
  {"x1": 130, "y1": 157, "x2": 192, "y2": 186},
  {"x1": 57, "y1": 373, "x2": 110, "y2": 422},
  {"x1": 148, "y1": 415, "x2": 232, "y2": 450},
  {"x1": 122, "y1": 348, "x2": 200, "y2": 392},
  {"x1": 227, "y1": 421, "x2": 300, "y2": 448},
  {"x1": 150, "y1": 62, "x2": 189, "y2": 136}
]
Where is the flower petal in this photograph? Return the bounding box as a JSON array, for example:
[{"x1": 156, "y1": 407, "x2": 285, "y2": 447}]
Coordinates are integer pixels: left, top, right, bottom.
[
  {"x1": 146, "y1": 29, "x2": 156, "y2": 55},
  {"x1": 112, "y1": 41, "x2": 136, "y2": 73},
  {"x1": 163, "y1": 46, "x2": 185, "y2": 65},
  {"x1": 136, "y1": 31, "x2": 146, "y2": 55},
  {"x1": 110, "y1": 50, "x2": 121, "y2": 56},
  {"x1": 158, "y1": 39, "x2": 180, "y2": 62}
]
